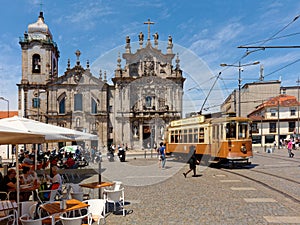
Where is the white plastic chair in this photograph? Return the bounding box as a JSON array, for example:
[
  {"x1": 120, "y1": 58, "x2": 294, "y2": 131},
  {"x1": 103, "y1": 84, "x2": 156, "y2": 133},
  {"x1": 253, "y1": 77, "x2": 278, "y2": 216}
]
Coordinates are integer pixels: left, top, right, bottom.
[
  {"x1": 60, "y1": 212, "x2": 92, "y2": 225},
  {"x1": 113, "y1": 181, "x2": 122, "y2": 191},
  {"x1": 103, "y1": 188, "x2": 125, "y2": 216},
  {"x1": 71, "y1": 192, "x2": 84, "y2": 201},
  {"x1": 61, "y1": 183, "x2": 72, "y2": 199},
  {"x1": 70, "y1": 183, "x2": 89, "y2": 200},
  {"x1": 20, "y1": 214, "x2": 52, "y2": 225},
  {"x1": 0, "y1": 214, "x2": 15, "y2": 225},
  {"x1": 36, "y1": 189, "x2": 59, "y2": 203},
  {"x1": 19, "y1": 201, "x2": 38, "y2": 218},
  {"x1": 83, "y1": 199, "x2": 106, "y2": 225},
  {"x1": 70, "y1": 184, "x2": 83, "y2": 192}
]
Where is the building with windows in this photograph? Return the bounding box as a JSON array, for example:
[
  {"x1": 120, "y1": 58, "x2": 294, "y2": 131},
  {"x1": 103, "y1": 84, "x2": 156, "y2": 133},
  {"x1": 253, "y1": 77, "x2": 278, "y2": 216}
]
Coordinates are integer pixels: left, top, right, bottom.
[
  {"x1": 248, "y1": 94, "x2": 300, "y2": 146},
  {"x1": 221, "y1": 80, "x2": 281, "y2": 117},
  {"x1": 17, "y1": 12, "x2": 184, "y2": 150}
]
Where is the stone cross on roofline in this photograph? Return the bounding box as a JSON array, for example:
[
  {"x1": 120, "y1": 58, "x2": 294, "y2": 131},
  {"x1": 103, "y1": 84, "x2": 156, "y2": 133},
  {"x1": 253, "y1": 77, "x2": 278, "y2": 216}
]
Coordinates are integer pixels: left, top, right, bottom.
[{"x1": 144, "y1": 19, "x2": 154, "y2": 42}]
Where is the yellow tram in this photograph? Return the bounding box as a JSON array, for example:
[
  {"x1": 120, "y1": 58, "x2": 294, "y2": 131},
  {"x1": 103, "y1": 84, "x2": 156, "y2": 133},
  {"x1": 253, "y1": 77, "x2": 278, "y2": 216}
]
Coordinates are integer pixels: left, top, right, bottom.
[{"x1": 166, "y1": 114, "x2": 253, "y2": 165}]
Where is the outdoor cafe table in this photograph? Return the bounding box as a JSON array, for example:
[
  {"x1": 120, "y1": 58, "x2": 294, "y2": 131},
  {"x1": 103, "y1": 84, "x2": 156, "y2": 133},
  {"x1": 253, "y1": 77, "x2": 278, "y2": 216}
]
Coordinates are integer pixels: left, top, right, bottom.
[
  {"x1": 39, "y1": 199, "x2": 89, "y2": 224},
  {"x1": 79, "y1": 182, "x2": 114, "y2": 198},
  {"x1": 39, "y1": 199, "x2": 88, "y2": 215}
]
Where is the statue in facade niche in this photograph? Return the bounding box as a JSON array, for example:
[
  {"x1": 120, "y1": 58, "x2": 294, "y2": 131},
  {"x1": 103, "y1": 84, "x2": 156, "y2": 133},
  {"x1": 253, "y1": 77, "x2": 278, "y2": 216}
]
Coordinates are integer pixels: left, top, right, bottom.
[
  {"x1": 153, "y1": 32, "x2": 159, "y2": 41},
  {"x1": 139, "y1": 32, "x2": 144, "y2": 42},
  {"x1": 168, "y1": 35, "x2": 172, "y2": 45},
  {"x1": 126, "y1": 36, "x2": 130, "y2": 44},
  {"x1": 133, "y1": 125, "x2": 138, "y2": 137}
]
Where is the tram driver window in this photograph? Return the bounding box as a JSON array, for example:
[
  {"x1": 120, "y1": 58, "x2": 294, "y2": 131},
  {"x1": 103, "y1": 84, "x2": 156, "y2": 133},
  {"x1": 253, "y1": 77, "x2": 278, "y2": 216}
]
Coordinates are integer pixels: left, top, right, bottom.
[
  {"x1": 238, "y1": 122, "x2": 248, "y2": 139},
  {"x1": 226, "y1": 122, "x2": 236, "y2": 139}
]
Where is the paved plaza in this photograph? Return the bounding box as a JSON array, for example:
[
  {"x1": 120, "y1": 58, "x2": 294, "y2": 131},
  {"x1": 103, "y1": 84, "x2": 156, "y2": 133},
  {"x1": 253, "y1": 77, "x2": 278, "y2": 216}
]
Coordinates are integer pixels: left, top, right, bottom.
[{"x1": 79, "y1": 148, "x2": 300, "y2": 225}]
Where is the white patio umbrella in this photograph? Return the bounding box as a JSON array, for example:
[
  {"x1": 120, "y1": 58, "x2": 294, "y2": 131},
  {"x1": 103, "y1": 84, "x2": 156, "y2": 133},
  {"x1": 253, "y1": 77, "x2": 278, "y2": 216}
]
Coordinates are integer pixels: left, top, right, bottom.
[
  {"x1": 0, "y1": 125, "x2": 45, "y2": 144},
  {"x1": 0, "y1": 116, "x2": 97, "y2": 207},
  {"x1": 0, "y1": 116, "x2": 97, "y2": 142}
]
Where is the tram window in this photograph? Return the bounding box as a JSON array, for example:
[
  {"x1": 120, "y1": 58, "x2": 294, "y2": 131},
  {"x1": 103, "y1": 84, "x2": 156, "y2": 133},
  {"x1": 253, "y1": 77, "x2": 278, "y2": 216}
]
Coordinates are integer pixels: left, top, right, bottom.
[
  {"x1": 226, "y1": 122, "x2": 236, "y2": 139},
  {"x1": 220, "y1": 124, "x2": 223, "y2": 140},
  {"x1": 183, "y1": 129, "x2": 187, "y2": 143},
  {"x1": 170, "y1": 131, "x2": 175, "y2": 143},
  {"x1": 194, "y1": 134, "x2": 198, "y2": 143},
  {"x1": 199, "y1": 127, "x2": 204, "y2": 143},
  {"x1": 174, "y1": 135, "x2": 179, "y2": 143},
  {"x1": 174, "y1": 130, "x2": 179, "y2": 143},
  {"x1": 188, "y1": 129, "x2": 193, "y2": 143},
  {"x1": 179, "y1": 130, "x2": 182, "y2": 143},
  {"x1": 238, "y1": 122, "x2": 248, "y2": 139},
  {"x1": 193, "y1": 128, "x2": 198, "y2": 143}
]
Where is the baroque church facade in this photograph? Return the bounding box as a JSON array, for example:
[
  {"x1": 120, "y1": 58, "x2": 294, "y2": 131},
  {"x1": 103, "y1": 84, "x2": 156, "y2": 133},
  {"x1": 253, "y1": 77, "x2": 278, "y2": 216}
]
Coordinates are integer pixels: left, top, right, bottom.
[{"x1": 17, "y1": 12, "x2": 185, "y2": 150}]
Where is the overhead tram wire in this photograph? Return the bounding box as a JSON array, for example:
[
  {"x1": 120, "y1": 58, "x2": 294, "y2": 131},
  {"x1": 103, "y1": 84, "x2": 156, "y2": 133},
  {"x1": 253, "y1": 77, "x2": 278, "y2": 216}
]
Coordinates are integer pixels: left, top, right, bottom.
[
  {"x1": 190, "y1": 15, "x2": 300, "y2": 114},
  {"x1": 262, "y1": 58, "x2": 300, "y2": 78},
  {"x1": 239, "y1": 32, "x2": 300, "y2": 47},
  {"x1": 187, "y1": 73, "x2": 222, "y2": 92},
  {"x1": 239, "y1": 14, "x2": 300, "y2": 48},
  {"x1": 198, "y1": 72, "x2": 222, "y2": 115}
]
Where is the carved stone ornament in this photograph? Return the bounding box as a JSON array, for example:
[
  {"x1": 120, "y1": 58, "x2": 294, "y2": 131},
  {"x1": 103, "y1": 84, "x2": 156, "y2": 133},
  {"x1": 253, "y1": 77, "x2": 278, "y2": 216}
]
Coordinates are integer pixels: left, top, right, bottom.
[{"x1": 74, "y1": 73, "x2": 81, "y2": 83}]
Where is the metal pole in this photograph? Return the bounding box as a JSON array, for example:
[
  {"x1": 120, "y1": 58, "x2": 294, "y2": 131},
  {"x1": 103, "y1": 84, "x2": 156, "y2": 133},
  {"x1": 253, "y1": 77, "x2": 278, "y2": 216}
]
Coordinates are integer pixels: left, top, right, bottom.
[
  {"x1": 261, "y1": 116, "x2": 263, "y2": 147},
  {"x1": 278, "y1": 99, "x2": 280, "y2": 149},
  {"x1": 37, "y1": 89, "x2": 40, "y2": 121},
  {"x1": 238, "y1": 61, "x2": 241, "y2": 117},
  {"x1": 0, "y1": 97, "x2": 10, "y2": 159},
  {"x1": 297, "y1": 78, "x2": 300, "y2": 137},
  {"x1": 98, "y1": 152, "x2": 102, "y2": 198},
  {"x1": 6, "y1": 99, "x2": 9, "y2": 160},
  {"x1": 7, "y1": 100, "x2": 9, "y2": 118}
]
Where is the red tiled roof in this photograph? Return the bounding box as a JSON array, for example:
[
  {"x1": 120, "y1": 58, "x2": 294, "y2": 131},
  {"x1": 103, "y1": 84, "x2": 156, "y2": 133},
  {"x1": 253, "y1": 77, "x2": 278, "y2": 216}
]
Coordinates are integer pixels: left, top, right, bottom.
[
  {"x1": 248, "y1": 94, "x2": 299, "y2": 117},
  {"x1": 0, "y1": 111, "x2": 18, "y2": 119}
]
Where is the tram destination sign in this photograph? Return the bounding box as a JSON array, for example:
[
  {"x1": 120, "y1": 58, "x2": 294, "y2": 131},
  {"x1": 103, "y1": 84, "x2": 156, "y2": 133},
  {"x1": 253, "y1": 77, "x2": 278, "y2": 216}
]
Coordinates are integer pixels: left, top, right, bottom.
[{"x1": 171, "y1": 116, "x2": 205, "y2": 127}]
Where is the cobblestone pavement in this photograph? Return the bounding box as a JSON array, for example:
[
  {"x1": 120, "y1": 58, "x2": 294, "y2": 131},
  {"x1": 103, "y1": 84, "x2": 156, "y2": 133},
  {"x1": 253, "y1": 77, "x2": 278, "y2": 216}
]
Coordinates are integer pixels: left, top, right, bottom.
[
  {"x1": 2, "y1": 147, "x2": 299, "y2": 224},
  {"x1": 80, "y1": 147, "x2": 300, "y2": 225}
]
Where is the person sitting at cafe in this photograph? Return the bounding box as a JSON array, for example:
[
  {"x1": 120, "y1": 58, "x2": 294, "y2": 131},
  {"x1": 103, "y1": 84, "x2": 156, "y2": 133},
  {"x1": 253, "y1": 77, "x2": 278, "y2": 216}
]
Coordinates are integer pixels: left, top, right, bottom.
[
  {"x1": 20, "y1": 166, "x2": 33, "y2": 185},
  {"x1": 19, "y1": 166, "x2": 38, "y2": 201},
  {"x1": 46, "y1": 166, "x2": 62, "y2": 193},
  {"x1": 23, "y1": 152, "x2": 34, "y2": 165},
  {"x1": 64, "y1": 153, "x2": 78, "y2": 169},
  {"x1": 0, "y1": 168, "x2": 17, "y2": 200}
]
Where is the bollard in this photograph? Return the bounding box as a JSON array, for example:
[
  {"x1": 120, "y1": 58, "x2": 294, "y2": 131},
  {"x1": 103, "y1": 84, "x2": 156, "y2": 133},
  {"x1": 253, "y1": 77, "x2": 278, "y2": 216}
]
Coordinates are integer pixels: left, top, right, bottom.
[
  {"x1": 264, "y1": 145, "x2": 267, "y2": 152},
  {"x1": 151, "y1": 149, "x2": 153, "y2": 158},
  {"x1": 144, "y1": 150, "x2": 146, "y2": 158}
]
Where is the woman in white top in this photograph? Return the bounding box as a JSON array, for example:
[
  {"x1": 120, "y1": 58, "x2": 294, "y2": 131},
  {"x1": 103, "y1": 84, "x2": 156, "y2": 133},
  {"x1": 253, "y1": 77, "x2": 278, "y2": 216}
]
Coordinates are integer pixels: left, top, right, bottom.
[{"x1": 47, "y1": 166, "x2": 62, "y2": 192}]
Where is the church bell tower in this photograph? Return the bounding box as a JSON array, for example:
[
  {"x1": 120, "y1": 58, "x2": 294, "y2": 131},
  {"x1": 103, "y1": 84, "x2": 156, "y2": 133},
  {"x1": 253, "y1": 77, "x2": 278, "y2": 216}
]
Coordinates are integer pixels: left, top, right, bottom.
[{"x1": 18, "y1": 11, "x2": 59, "y2": 120}]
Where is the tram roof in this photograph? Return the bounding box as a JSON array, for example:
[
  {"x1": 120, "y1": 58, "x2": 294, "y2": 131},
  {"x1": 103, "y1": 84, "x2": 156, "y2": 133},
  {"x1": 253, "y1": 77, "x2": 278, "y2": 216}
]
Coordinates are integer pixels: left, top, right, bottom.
[{"x1": 170, "y1": 114, "x2": 250, "y2": 127}]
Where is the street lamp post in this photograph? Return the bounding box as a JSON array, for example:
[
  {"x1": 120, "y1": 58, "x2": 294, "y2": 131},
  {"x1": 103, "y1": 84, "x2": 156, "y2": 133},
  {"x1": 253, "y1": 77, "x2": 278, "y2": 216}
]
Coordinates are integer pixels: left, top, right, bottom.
[
  {"x1": 220, "y1": 61, "x2": 260, "y2": 117},
  {"x1": 0, "y1": 97, "x2": 10, "y2": 159},
  {"x1": 36, "y1": 89, "x2": 46, "y2": 122},
  {"x1": 297, "y1": 78, "x2": 300, "y2": 137},
  {"x1": 0, "y1": 97, "x2": 9, "y2": 118}
]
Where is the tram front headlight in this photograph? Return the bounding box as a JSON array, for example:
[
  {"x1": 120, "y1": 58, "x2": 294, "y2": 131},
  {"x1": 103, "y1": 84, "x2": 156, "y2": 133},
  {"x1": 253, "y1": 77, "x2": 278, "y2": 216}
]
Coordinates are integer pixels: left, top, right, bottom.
[{"x1": 240, "y1": 144, "x2": 247, "y2": 153}]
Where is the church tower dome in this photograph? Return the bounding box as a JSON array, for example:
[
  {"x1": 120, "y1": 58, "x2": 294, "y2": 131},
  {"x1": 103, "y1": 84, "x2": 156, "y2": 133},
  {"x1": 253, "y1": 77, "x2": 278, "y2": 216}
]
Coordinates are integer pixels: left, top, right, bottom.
[{"x1": 27, "y1": 11, "x2": 52, "y2": 40}]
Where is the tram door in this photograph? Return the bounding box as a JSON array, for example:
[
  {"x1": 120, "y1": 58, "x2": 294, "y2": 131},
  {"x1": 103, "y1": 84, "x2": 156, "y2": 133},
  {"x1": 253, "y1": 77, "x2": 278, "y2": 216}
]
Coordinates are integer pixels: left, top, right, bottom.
[{"x1": 211, "y1": 124, "x2": 220, "y2": 158}]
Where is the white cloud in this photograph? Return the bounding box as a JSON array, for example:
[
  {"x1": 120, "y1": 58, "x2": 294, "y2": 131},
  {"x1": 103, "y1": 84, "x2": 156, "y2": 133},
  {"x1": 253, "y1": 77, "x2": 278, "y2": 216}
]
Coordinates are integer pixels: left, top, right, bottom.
[{"x1": 54, "y1": 1, "x2": 114, "y2": 31}]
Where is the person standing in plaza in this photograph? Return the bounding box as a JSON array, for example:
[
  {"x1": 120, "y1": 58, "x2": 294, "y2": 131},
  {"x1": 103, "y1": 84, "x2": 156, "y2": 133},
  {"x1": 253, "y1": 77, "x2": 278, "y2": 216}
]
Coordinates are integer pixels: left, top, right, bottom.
[
  {"x1": 287, "y1": 139, "x2": 294, "y2": 158},
  {"x1": 159, "y1": 142, "x2": 166, "y2": 168},
  {"x1": 183, "y1": 147, "x2": 199, "y2": 178}
]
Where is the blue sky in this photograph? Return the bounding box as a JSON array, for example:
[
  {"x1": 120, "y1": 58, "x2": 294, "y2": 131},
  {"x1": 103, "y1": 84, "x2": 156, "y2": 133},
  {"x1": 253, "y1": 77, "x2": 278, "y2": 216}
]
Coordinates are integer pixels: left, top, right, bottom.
[{"x1": 1, "y1": 0, "x2": 300, "y2": 115}]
